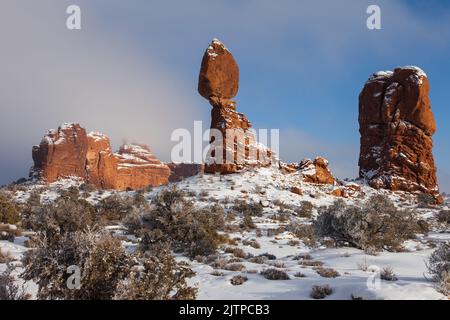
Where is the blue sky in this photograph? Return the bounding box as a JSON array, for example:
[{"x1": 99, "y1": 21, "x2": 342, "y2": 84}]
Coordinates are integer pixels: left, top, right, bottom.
[{"x1": 0, "y1": 0, "x2": 449, "y2": 191}]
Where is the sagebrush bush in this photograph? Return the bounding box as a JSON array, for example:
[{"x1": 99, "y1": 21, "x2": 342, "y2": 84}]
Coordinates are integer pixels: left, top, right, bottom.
[
  {"x1": 437, "y1": 210, "x2": 450, "y2": 224},
  {"x1": 310, "y1": 284, "x2": 333, "y2": 299},
  {"x1": 295, "y1": 201, "x2": 314, "y2": 218},
  {"x1": 139, "y1": 187, "x2": 225, "y2": 258},
  {"x1": 232, "y1": 200, "x2": 263, "y2": 217},
  {"x1": 261, "y1": 268, "x2": 289, "y2": 280},
  {"x1": 97, "y1": 194, "x2": 135, "y2": 221},
  {"x1": 0, "y1": 265, "x2": 30, "y2": 300},
  {"x1": 315, "y1": 267, "x2": 340, "y2": 278},
  {"x1": 22, "y1": 189, "x2": 97, "y2": 237},
  {"x1": 314, "y1": 196, "x2": 423, "y2": 251},
  {"x1": 114, "y1": 243, "x2": 197, "y2": 300},
  {"x1": 0, "y1": 192, "x2": 20, "y2": 224},
  {"x1": 22, "y1": 229, "x2": 129, "y2": 300},
  {"x1": 286, "y1": 222, "x2": 316, "y2": 246},
  {"x1": 380, "y1": 267, "x2": 397, "y2": 281},
  {"x1": 230, "y1": 275, "x2": 248, "y2": 286},
  {"x1": 427, "y1": 243, "x2": 450, "y2": 296}
]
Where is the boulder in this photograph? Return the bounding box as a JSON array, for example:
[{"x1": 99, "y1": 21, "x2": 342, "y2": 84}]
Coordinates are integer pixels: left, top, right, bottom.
[{"x1": 299, "y1": 157, "x2": 335, "y2": 185}]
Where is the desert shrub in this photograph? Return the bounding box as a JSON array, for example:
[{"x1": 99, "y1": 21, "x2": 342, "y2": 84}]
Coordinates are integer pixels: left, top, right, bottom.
[
  {"x1": 230, "y1": 275, "x2": 248, "y2": 286},
  {"x1": 261, "y1": 268, "x2": 289, "y2": 280},
  {"x1": 0, "y1": 265, "x2": 30, "y2": 300},
  {"x1": 295, "y1": 201, "x2": 314, "y2": 218},
  {"x1": 310, "y1": 284, "x2": 333, "y2": 299},
  {"x1": 315, "y1": 267, "x2": 340, "y2": 278},
  {"x1": 211, "y1": 257, "x2": 228, "y2": 270},
  {"x1": 299, "y1": 260, "x2": 324, "y2": 267},
  {"x1": 232, "y1": 200, "x2": 263, "y2": 217},
  {"x1": 22, "y1": 191, "x2": 97, "y2": 237},
  {"x1": 224, "y1": 263, "x2": 246, "y2": 272},
  {"x1": 427, "y1": 243, "x2": 450, "y2": 295},
  {"x1": 294, "y1": 272, "x2": 306, "y2": 278},
  {"x1": 293, "y1": 253, "x2": 312, "y2": 261},
  {"x1": 268, "y1": 261, "x2": 285, "y2": 268},
  {"x1": 114, "y1": 243, "x2": 197, "y2": 300},
  {"x1": 286, "y1": 222, "x2": 316, "y2": 246},
  {"x1": 225, "y1": 247, "x2": 247, "y2": 259},
  {"x1": 0, "y1": 248, "x2": 13, "y2": 263},
  {"x1": 314, "y1": 196, "x2": 423, "y2": 251},
  {"x1": 241, "y1": 214, "x2": 256, "y2": 230},
  {"x1": 140, "y1": 188, "x2": 225, "y2": 258},
  {"x1": 380, "y1": 267, "x2": 397, "y2": 281},
  {"x1": 242, "y1": 239, "x2": 261, "y2": 249},
  {"x1": 22, "y1": 229, "x2": 130, "y2": 300},
  {"x1": 0, "y1": 192, "x2": 20, "y2": 224},
  {"x1": 417, "y1": 193, "x2": 436, "y2": 208},
  {"x1": 437, "y1": 210, "x2": 450, "y2": 224},
  {"x1": 248, "y1": 256, "x2": 266, "y2": 264},
  {"x1": 122, "y1": 208, "x2": 144, "y2": 236},
  {"x1": 260, "y1": 253, "x2": 277, "y2": 260},
  {"x1": 97, "y1": 194, "x2": 135, "y2": 221}
]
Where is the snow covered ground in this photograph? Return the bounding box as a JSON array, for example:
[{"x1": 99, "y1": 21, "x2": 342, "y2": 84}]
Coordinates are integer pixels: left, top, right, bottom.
[{"x1": 1, "y1": 166, "x2": 449, "y2": 300}]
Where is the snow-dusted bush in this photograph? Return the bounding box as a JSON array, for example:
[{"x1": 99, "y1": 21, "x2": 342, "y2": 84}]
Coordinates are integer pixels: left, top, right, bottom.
[
  {"x1": 22, "y1": 229, "x2": 130, "y2": 300},
  {"x1": 97, "y1": 194, "x2": 135, "y2": 221},
  {"x1": 310, "y1": 284, "x2": 333, "y2": 299},
  {"x1": 114, "y1": 243, "x2": 197, "y2": 300},
  {"x1": 295, "y1": 201, "x2": 314, "y2": 218},
  {"x1": 240, "y1": 214, "x2": 256, "y2": 230},
  {"x1": 232, "y1": 199, "x2": 263, "y2": 217},
  {"x1": 380, "y1": 267, "x2": 397, "y2": 281},
  {"x1": 314, "y1": 267, "x2": 340, "y2": 278},
  {"x1": 140, "y1": 188, "x2": 225, "y2": 258},
  {"x1": 260, "y1": 268, "x2": 289, "y2": 280},
  {"x1": 22, "y1": 189, "x2": 97, "y2": 236},
  {"x1": 314, "y1": 195, "x2": 423, "y2": 251},
  {"x1": 437, "y1": 210, "x2": 450, "y2": 224},
  {"x1": 417, "y1": 193, "x2": 437, "y2": 208},
  {"x1": 427, "y1": 243, "x2": 450, "y2": 296},
  {"x1": 230, "y1": 275, "x2": 248, "y2": 286},
  {"x1": 0, "y1": 192, "x2": 20, "y2": 224},
  {"x1": 0, "y1": 265, "x2": 30, "y2": 300},
  {"x1": 286, "y1": 222, "x2": 316, "y2": 246}
]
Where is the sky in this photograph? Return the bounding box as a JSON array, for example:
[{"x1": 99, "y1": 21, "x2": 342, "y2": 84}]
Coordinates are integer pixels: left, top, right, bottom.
[{"x1": 0, "y1": 0, "x2": 449, "y2": 191}]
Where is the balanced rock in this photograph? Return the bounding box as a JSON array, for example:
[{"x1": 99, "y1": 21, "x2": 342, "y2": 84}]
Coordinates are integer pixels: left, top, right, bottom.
[
  {"x1": 198, "y1": 39, "x2": 272, "y2": 174},
  {"x1": 31, "y1": 123, "x2": 170, "y2": 190},
  {"x1": 198, "y1": 38, "x2": 239, "y2": 100},
  {"x1": 358, "y1": 66, "x2": 440, "y2": 200}
]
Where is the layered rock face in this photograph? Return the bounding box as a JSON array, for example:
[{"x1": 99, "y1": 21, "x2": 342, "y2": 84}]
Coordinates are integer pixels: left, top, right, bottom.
[
  {"x1": 32, "y1": 123, "x2": 88, "y2": 182},
  {"x1": 198, "y1": 39, "x2": 272, "y2": 174},
  {"x1": 114, "y1": 144, "x2": 170, "y2": 190},
  {"x1": 31, "y1": 123, "x2": 170, "y2": 190},
  {"x1": 358, "y1": 66, "x2": 440, "y2": 199}
]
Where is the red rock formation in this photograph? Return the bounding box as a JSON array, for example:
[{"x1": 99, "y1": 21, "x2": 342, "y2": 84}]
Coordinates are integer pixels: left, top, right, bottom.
[
  {"x1": 86, "y1": 132, "x2": 118, "y2": 189},
  {"x1": 31, "y1": 123, "x2": 170, "y2": 190},
  {"x1": 358, "y1": 66, "x2": 440, "y2": 201},
  {"x1": 32, "y1": 123, "x2": 88, "y2": 182},
  {"x1": 114, "y1": 144, "x2": 170, "y2": 190},
  {"x1": 198, "y1": 39, "x2": 272, "y2": 173},
  {"x1": 299, "y1": 157, "x2": 335, "y2": 185}
]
